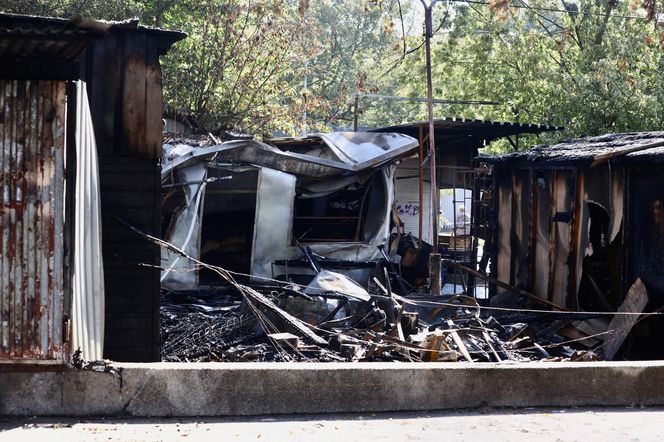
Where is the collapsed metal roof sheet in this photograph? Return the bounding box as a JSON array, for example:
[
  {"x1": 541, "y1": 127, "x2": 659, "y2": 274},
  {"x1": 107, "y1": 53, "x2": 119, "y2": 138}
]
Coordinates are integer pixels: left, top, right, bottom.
[{"x1": 163, "y1": 132, "x2": 419, "y2": 179}]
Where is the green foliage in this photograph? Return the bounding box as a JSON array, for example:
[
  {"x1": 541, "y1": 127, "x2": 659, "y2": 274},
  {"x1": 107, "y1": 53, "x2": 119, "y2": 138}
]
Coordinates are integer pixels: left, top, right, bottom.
[
  {"x1": 288, "y1": 0, "x2": 401, "y2": 132},
  {"x1": 3, "y1": 0, "x2": 664, "y2": 146},
  {"x1": 380, "y1": 0, "x2": 664, "y2": 149},
  {"x1": 0, "y1": 0, "x2": 144, "y2": 20},
  {"x1": 159, "y1": 0, "x2": 307, "y2": 135}
]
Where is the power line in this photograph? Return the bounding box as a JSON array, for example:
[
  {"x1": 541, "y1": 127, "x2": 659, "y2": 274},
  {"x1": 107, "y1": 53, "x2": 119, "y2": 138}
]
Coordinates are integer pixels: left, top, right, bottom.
[{"x1": 357, "y1": 92, "x2": 501, "y2": 106}]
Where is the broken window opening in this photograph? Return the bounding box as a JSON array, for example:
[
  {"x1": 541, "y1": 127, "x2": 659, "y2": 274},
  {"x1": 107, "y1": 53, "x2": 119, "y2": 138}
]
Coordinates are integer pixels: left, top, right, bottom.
[
  {"x1": 578, "y1": 202, "x2": 622, "y2": 312},
  {"x1": 292, "y1": 173, "x2": 387, "y2": 244}
]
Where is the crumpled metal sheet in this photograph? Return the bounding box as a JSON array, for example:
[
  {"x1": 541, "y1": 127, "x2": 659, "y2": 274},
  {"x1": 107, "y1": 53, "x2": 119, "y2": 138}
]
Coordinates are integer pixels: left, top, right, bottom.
[
  {"x1": 315, "y1": 132, "x2": 418, "y2": 168},
  {"x1": 304, "y1": 270, "x2": 371, "y2": 302},
  {"x1": 162, "y1": 132, "x2": 418, "y2": 180},
  {"x1": 161, "y1": 162, "x2": 208, "y2": 286}
]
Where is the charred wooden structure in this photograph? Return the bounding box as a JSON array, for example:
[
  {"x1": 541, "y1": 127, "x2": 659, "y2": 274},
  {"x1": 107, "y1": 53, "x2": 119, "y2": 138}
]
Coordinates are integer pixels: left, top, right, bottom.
[
  {"x1": 0, "y1": 13, "x2": 183, "y2": 363},
  {"x1": 80, "y1": 19, "x2": 184, "y2": 362},
  {"x1": 370, "y1": 118, "x2": 560, "y2": 292},
  {"x1": 489, "y1": 132, "x2": 664, "y2": 358}
]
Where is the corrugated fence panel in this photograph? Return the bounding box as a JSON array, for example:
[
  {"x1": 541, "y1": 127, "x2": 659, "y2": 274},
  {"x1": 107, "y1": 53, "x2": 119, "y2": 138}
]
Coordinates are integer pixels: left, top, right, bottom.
[
  {"x1": 395, "y1": 158, "x2": 432, "y2": 243},
  {"x1": 0, "y1": 79, "x2": 66, "y2": 361}
]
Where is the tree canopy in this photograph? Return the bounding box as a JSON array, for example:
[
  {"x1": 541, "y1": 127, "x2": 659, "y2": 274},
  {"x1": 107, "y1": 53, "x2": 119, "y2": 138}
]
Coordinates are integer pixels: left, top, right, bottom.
[{"x1": 2, "y1": 0, "x2": 664, "y2": 147}]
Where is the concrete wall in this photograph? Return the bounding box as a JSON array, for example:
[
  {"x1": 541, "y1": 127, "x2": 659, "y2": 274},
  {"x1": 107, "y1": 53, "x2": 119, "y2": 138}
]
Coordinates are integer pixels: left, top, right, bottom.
[{"x1": 2, "y1": 361, "x2": 664, "y2": 417}]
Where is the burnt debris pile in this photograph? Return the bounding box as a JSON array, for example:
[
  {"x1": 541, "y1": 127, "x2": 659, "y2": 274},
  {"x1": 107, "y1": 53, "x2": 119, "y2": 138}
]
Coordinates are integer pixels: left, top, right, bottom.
[{"x1": 160, "y1": 270, "x2": 602, "y2": 363}]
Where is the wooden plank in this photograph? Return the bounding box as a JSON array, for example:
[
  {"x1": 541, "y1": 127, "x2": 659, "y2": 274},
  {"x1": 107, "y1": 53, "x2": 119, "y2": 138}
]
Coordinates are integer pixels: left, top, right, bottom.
[
  {"x1": 121, "y1": 32, "x2": 147, "y2": 157},
  {"x1": 103, "y1": 345, "x2": 155, "y2": 362},
  {"x1": 534, "y1": 171, "x2": 552, "y2": 299},
  {"x1": 103, "y1": 208, "x2": 158, "y2": 228},
  {"x1": 447, "y1": 320, "x2": 473, "y2": 363},
  {"x1": 99, "y1": 179, "x2": 158, "y2": 191},
  {"x1": 570, "y1": 170, "x2": 587, "y2": 309},
  {"x1": 144, "y1": 44, "x2": 164, "y2": 159},
  {"x1": 528, "y1": 169, "x2": 538, "y2": 291},
  {"x1": 99, "y1": 153, "x2": 157, "y2": 169},
  {"x1": 495, "y1": 173, "x2": 512, "y2": 290},
  {"x1": 602, "y1": 278, "x2": 648, "y2": 360},
  {"x1": 104, "y1": 312, "x2": 155, "y2": 330},
  {"x1": 100, "y1": 191, "x2": 159, "y2": 208},
  {"x1": 102, "y1": 337, "x2": 153, "y2": 349},
  {"x1": 551, "y1": 172, "x2": 572, "y2": 306}
]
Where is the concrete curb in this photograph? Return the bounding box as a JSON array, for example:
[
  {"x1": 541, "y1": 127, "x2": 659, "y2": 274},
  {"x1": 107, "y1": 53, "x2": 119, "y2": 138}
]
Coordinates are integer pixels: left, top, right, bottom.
[{"x1": 1, "y1": 361, "x2": 664, "y2": 416}]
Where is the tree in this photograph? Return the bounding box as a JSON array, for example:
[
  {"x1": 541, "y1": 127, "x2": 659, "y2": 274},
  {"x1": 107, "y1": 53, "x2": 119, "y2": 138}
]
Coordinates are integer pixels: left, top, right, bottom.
[
  {"x1": 158, "y1": 0, "x2": 309, "y2": 135},
  {"x1": 286, "y1": 0, "x2": 405, "y2": 132},
  {"x1": 376, "y1": 0, "x2": 664, "y2": 145},
  {"x1": 3, "y1": 0, "x2": 664, "y2": 142},
  {"x1": 0, "y1": 0, "x2": 144, "y2": 20}
]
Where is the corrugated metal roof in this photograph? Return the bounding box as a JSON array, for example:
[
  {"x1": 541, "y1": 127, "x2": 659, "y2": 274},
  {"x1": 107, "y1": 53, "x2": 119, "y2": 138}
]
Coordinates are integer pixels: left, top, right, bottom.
[
  {"x1": 491, "y1": 132, "x2": 664, "y2": 167},
  {"x1": 0, "y1": 13, "x2": 186, "y2": 61},
  {"x1": 0, "y1": 13, "x2": 106, "y2": 60},
  {"x1": 369, "y1": 117, "x2": 562, "y2": 150}
]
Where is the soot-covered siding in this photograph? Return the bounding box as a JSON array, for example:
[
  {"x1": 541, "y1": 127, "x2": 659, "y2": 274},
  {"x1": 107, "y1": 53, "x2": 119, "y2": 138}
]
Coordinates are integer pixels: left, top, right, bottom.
[{"x1": 81, "y1": 28, "x2": 182, "y2": 362}]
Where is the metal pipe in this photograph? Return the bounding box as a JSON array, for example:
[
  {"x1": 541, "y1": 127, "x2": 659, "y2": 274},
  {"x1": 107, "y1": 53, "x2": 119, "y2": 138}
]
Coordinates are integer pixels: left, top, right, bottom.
[
  {"x1": 418, "y1": 124, "x2": 425, "y2": 248},
  {"x1": 421, "y1": 0, "x2": 442, "y2": 295},
  {"x1": 421, "y1": 0, "x2": 441, "y2": 252},
  {"x1": 356, "y1": 93, "x2": 500, "y2": 106},
  {"x1": 353, "y1": 94, "x2": 359, "y2": 132}
]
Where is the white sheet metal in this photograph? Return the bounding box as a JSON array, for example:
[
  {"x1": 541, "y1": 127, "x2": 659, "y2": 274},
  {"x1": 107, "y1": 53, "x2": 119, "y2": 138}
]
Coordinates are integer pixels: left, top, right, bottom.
[
  {"x1": 71, "y1": 80, "x2": 105, "y2": 361},
  {"x1": 161, "y1": 163, "x2": 208, "y2": 285},
  {"x1": 317, "y1": 132, "x2": 418, "y2": 167},
  {"x1": 304, "y1": 270, "x2": 371, "y2": 302},
  {"x1": 251, "y1": 167, "x2": 296, "y2": 278},
  {"x1": 162, "y1": 132, "x2": 418, "y2": 180}
]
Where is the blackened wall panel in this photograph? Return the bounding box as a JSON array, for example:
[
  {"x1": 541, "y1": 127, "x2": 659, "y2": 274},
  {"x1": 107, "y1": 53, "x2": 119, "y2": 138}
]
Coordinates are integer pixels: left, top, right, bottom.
[{"x1": 82, "y1": 30, "x2": 165, "y2": 362}]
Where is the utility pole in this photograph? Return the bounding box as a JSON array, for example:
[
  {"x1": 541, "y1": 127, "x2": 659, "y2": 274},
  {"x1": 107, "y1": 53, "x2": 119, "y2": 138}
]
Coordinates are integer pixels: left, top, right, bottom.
[
  {"x1": 353, "y1": 94, "x2": 359, "y2": 132},
  {"x1": 301, "y1": 60, "x2": 308, "y2": 136},
  {"x1": 421, "y1": 0, "x2": 442, "y2": 295}
]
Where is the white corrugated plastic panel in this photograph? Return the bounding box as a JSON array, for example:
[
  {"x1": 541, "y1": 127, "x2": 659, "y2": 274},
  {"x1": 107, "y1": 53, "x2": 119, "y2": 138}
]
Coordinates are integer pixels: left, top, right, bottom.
[
  {"x1": 394, "y1": 158, "x2": 432, "y2": 243},
  {"x1": 71, "y1": 81, "x2": 105, "y2": 362}
]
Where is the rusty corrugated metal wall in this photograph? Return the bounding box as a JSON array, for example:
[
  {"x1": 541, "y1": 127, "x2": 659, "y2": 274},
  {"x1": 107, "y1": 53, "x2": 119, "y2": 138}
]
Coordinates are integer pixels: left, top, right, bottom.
[{"x1": 0, "y1": 79, "x2": 66, "y2": 361}]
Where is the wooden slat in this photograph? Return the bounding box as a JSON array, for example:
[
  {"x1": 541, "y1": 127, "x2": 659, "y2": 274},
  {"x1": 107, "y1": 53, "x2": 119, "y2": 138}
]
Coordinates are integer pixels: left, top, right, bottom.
[
  {"x1": 534, "y1": 171, "x2": 552, "y2": 299},
  {"x1": 145, "y1": 43, "x2": 163, "y2": 159},
  {"x1": 121, "y1": 32, "x2": 147, "y2": 157}
]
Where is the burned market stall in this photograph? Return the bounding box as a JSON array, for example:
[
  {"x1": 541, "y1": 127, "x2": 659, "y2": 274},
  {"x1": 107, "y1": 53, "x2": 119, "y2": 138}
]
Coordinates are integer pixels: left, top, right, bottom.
[
  {"x1": 0, "y1": 13, "x2": 184, "y2": 365},
  {"x1": 489, "y1": 132, "x2": 664, "y2": 359},
  {"x1": 79, "y1": 20, "x2": 185, "y2": 362},
  {"x1": 370, "y1": 118, "x2": 561, "y2": 293},
  {"x1": 159, "y1": 131, "x2": 603, "y2": 363},
  {"x1": 161, "y1": 132, "x2": 418, "y2": 287}
]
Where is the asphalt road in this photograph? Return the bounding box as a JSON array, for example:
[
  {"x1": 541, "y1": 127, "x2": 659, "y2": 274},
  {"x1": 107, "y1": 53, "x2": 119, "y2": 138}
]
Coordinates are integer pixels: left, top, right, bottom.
[{"x1": 2, "y1": 407, "x2": 663, "y2": 441}]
